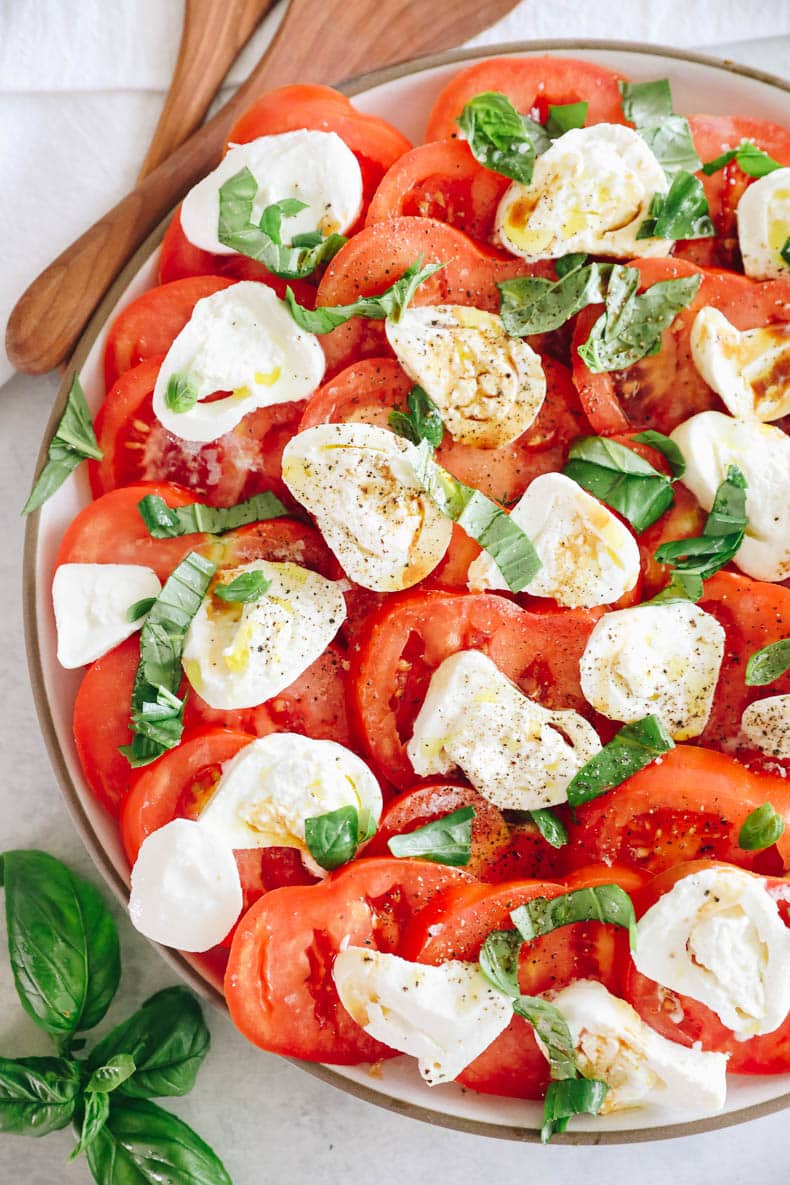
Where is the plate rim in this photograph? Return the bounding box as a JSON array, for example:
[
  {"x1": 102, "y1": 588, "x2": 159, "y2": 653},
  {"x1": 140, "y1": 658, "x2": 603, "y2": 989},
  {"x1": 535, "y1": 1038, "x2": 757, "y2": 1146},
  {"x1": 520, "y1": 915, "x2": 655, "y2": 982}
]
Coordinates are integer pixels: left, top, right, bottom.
[{"x1": 23, "y1": 37, "x2": 790, "y2": 1144}]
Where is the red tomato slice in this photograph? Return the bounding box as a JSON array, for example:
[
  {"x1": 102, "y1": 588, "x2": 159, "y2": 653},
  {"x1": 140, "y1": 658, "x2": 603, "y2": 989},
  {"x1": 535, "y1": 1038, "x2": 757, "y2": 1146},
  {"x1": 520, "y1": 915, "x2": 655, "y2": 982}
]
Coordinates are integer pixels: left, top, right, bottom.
[
  {"x1": 73, "y1": 635, "x2": 142, "y2": 815},
  {"x1": 313, "y1": 216, "x2": 548, "y2": 374},
  {"x1": 103, "y1": 276, "x2": 234, "y2": 390},
  {"x1": 566, "y1": 745, "x2": 790, "y2": 877},
  {"x1": 90, "y1": 356, "x2": 304, "y2": 507},
  {"x1": 224, "y1": 856, "x2": 473, "y2": 1063},
  {"x1": 350, "y1": 590, "x2": 603, "y2": 788},
  {"x1": 425, "y1": 57, "x2": 627, "y2": 141},
  {"x1": 365, "y1": 140, "x2": 511, "y2": 243},
  {"x1": 623, "y1": 859, "x2": 790, "y2": 1073}
]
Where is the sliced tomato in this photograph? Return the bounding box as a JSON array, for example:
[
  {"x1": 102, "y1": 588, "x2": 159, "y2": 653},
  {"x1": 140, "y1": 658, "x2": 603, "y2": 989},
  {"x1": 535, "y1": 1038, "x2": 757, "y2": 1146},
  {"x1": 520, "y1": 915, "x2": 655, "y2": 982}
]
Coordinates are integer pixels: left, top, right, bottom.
[
  {"x1": 73, "y1": 635, "x2": 142, "y2": 815},
  {"x1": 313, "y1": 216, "x2": 547, "y2": 374},
  {"x1": 623, "y1": 860, "x2": 790, "y2": 1073},
  {"x1": 572, "y1": 258, "x2": 790, "y2": 435},
  {"x1": 224, "y1": 856, "x2": 473, "y2": 1063},
  {"x1": 566, "y1": 744, "x2": 790, "y2": 877},
  {"x1": 90, "y1": 355, "x2": 304, "y2": 507},
  {"x1": 476, "y1": 818, "x2": 570, "y2": 884},
  {"x1": 103, "y1": 276, "x2": 234, "y2": 391},
  {"x1": 350, "y1": 590, "x2": 603, "y2": 788},
  {"x1": 425, "y1": 57, "x2": 627, "y2": 141},
  {"x1": 365, "y1": 140, "x2": 511, "y2": 243}
]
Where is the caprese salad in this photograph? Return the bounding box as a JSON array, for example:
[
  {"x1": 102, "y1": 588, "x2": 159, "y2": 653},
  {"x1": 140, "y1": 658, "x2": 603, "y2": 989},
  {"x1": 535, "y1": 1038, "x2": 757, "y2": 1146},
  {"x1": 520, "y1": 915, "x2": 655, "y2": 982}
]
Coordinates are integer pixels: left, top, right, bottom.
[{"x1": 28, "y1": 56, "x2": 790, "y2": 1140}]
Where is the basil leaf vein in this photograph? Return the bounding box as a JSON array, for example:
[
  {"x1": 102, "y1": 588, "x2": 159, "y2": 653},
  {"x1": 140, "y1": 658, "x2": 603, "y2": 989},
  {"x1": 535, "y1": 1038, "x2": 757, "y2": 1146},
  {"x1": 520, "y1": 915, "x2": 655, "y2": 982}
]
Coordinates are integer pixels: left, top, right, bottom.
[
  {"x1": 137, "y1": 490, "x2": 288, "y2": 538},
  {"x1": 285, "y1": 256, "x2": 444, "y2": 334},
  {"x1": 388, "y1": 806, "x2": 474, "y2": 865},
  {"x1": 23, "y1": 373, "x2": 103, "y2": 514},
  {"x1": 566, "y1": 716, "x2": 675, "y2": 808}
]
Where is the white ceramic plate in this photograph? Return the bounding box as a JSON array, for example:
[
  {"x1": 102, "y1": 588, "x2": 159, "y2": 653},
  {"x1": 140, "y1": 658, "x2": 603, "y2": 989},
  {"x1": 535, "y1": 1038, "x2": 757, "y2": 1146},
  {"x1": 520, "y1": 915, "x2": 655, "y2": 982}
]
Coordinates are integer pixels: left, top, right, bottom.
[{"x1": 24, "y1": 40, "x2": 790, "y2": 1143}]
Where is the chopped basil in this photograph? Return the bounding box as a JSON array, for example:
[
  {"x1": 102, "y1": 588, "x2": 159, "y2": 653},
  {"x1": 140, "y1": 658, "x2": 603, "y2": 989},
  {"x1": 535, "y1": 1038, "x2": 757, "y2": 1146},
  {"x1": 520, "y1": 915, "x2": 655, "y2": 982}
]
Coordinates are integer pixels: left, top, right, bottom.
[
  {"x1": 745, "y1": 639, "x2": 790, "y2": 686},
  {"x1": 566, "y1": 716, "x2": 675, "y2": 808},
  {"x1": 529, "y1": 808, "x2": 568, "y2": 849},
  {"x1": 217, "y1": 168, "x2": 346, "y2": 278},
  {"x1": 212, "y1": 570, "x2": 270, "y2": 604},
  {"x1": 555, "y1": 253, "x2": 588, "y2": 279},
  {"x1": 511, "y1": 884, "x2": 638, "y2": 949},
  {"x1": 739, "y1": 803, "x2": 786, "y2": 851},
  {"x1": 137, "y1": 490, "x2": 287, "y2": 538},
  {"x1": 164, "y1": 372, "x2": 199, "y2": 414},
  {"x1": 387, "y1": 806, "x2": 474, "y2": 866},
  {"x1": 578, "y1": 267, "x2": 701, "y2": 373},
  {"x1": 412, "y1": 441, "x2": 541, "y2": 591},
  {"x1": 545, "y1": 101, "x2": 588, "y2": 138},
  {"x1": 284, "y1": 256, "x2": 443, "y2": 334},
  {"x1": 563, "y1": 435, "x2": 675, "y2": 533},
  {"x1": 126, "y1": 597, "x2": 156, "y2": 624},
  {"x1": 388, "y1": 385, "x2": 444, "y2": 447},
  {"x1": 513, "y1": 996, "x2": 579, "y2": 1081},
  {"x1": 702, "y1": 140, "x2": 782, "y2": 178},
  {"x1": 631, "y1": 429, "x2": 686, "y2": 478},
  {"x1": 637, "y1": 170, "x2": 714, "y2": 241},
  {"x1": 23, "y1": 373, "x2": 103, "y2": 515},
  {"x1": 782, "y1": 236, "x2": 790, "y2": 266},
  {"x1": 498, "y1": 261, "x2": 610, "y2": 337},
  {"x1": 654, "y1": 464, "x2": 747, "y2": 582},
  {"x1": 456, "y1": 91, "x2": 539, "y2": 183},
  {"x1": 541, "y1": 1077, "x2": 609, "y2": 1143},
  {"x1": 120, "y1": 551, "x2": 216, "y2": 768},
  {"x1": 618, "y1": 79, "x2": 701, "y2": 177},
  {"x1": 645, "y1": 570, "x2": 705, "y2": 605},
  {"x1": 304, "y1": 805, "x2": 373, "y2": 871},
  {"x1": 479, "y1": 928, "x2": 522, "y2": 996}
]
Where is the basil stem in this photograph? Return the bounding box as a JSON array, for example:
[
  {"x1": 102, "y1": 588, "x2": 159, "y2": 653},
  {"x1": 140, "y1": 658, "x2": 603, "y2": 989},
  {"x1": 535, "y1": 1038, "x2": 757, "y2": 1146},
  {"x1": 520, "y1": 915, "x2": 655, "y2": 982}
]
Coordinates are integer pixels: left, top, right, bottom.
[
  {"x1": 137, "y1": 490, "x2": 288, "y2": 538},
  {"x1": 566, "y1": 716, "x2": 675, "y2": 808},
  {"x1": 388, "y1": 806, "x2": 474, "y2": 866},
  {"x1": 23, "y1": 373, "x2": 103, "y2": 514}
]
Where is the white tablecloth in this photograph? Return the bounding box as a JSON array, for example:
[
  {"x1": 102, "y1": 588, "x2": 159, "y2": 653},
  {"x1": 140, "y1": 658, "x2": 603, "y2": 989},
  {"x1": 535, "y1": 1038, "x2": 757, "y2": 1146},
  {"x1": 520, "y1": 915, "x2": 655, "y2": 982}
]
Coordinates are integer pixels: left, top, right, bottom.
[{"x1": 2, "y1": 3, "x2": 790, "y2": 1182}]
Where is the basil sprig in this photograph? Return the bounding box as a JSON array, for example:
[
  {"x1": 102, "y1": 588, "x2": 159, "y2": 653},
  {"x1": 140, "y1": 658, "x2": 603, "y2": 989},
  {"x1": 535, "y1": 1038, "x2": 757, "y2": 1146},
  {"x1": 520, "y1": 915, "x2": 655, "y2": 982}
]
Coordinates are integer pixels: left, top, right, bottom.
[
  {"x1": 457, "y1": 92, "x2": 588, "y2": 186},
  {"x1": 284, "y1": 256, "x2": 444, "y2": 334},
  {"x1": 389, "y1": 385, "x2": 444, "y2": 447},
  {"x1": 137, "y1": 490, "x2": 288, "y2": 538},
  {"x1": 120, "y1": 551, "x2": 216, "y2": 768},
  {"x1": 412, "y1": 441, "x2": 541, "y2": 592},
  {"x1": 529, "y1": 808, "x2": 568, "y2": 849},
  {"x1": 304, "y1": 805, "x2": 375, "y2": 872},
  {"x1": 0, "y1": 851, "x2": 230, "y2": 1182},
  {"x1": 388, "y1": 806, "x2": 474, "y2": 865},
  {"x1": 618, "y1": 79, "x2": 701, "y2": 176},
  {"x1": 702, "y1": 140, "x2": 782, "y2": 178},
  {"x1": 23, "y1": 373, "x2": 103, "y2": 514},
  {"x1": 578, "y1": 266, "x2": 701, "y2": 373},
  {"x1": 498, "y1": 258, "x2": 610, "y2": 337},
  {"x1": 213, "y1": 570, "x2": 271, "y2": 604},
  {"x1": 566, "y1": 716, "x2": 675, "y2": 808},
  {"x1": 654, "y1": 464, "x2": 748, "y2": 584},
  {"x1": 746, "y1": 639, "x2": 790, "y2": 686},
  {"x1": 739, "y1": 803, "x2": 786, "y2": 851},
  {"x1": 637, "y1": 170, "x2": 714, "y2": 241},
  {"x1": 563, "y1": 436, "x2": 674, "y2": 533},
  {"x1": 218, "y1": 168, "x2": 346, "y2": 278},
  {"x1": 511, "y1": 885, "x2": 638, "y2": 949},
  {"x1": 165, "y1": 372, "x2": 199, "y2": 414}
]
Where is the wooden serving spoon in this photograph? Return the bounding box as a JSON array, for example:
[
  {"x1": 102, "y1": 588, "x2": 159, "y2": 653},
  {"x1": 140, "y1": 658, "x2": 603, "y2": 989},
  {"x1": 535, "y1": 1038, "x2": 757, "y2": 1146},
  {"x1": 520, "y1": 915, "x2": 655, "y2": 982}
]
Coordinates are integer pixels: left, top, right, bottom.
[
  {"x1": 6, "y1": 0, "x2": 519, "y2": 377},
  {"x1": 138, "y1": 0, "x2": 275, "y2": 180}
]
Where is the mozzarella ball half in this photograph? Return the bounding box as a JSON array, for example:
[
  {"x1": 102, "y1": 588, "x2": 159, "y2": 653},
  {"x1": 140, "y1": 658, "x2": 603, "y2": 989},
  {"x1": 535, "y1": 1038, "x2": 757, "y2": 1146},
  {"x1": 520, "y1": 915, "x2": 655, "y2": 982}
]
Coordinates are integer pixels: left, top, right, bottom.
[
  {"x1": 690, "y1": 306, "x2": 790, "y2": 422},
  {"x1": 737, "y1": 166, "x2": 790, "y2": 280}
]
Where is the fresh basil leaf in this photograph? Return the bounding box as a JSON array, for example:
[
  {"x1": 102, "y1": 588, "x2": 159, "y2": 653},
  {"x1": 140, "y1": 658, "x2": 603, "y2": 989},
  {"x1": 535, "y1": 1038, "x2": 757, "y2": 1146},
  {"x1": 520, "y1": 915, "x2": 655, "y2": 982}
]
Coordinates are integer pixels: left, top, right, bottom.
[
  {"x1": 479, "y1": 928, "x2": 522, "y2": 997},
  {"x1": 529, "y1": 808, "x2": 568, "y2": 849},
  {"x1": 217, "y1": 168, "x2": 346, "y2": 278},
  {"x1": 85, "y1": 1054, "x2": 137, "y2": 1096},
  {"x1": 498, "y1": 262, "x2": 611, "y2": 337},
  {"x1": 285, "y1": 256, "x2": 444, "y2": 334},
  {"x1": 70, "y1": 1089, "x2": 110, "y2": 1161},
  {"x1": 388, "y1": 385, "x2": 445, "y2": 448},
  {"x1": 554, "y1": 253, "x2": 588, "y2": 279},
  {"x1": 0, "y1": 851, "x2": 120, "y2": 1049},
  {"x1": 541, "y1": 1077, "x2": 609, "y2": 1143},
  {"x1": 412, "y1": 441, "x2": 541, "y2": 591},
  {"x1": 618, "y1": 79, "x2": 673, "y2": 125},
  {"x1": 213, "y1": 570, "x2": 270, "y2": 604},
  {"x1": 739, "y1": 803, "x2": 786, "y2": 851},
  {"x1": 0, "y1": 1056, "x2": 81, "y2": 1136},
  {"x1": 23, "y1": 373, "x2": 103, "y2": 514},
  {"x1": 637, "y1": 170, "x2": 714, "y2": 240},
  {"x1": 137, "y1": 490, "x2": 288, "y2": 539},
  {"x1": 782, "y1": 236, "x2": 790, "y2": 267},
  {"x1": 457, "y1": 91, "x2": 538, "y2": 183},
  {"x1": 566, "y1": 716, "x2": 675, "y2": 808},
  {"x1": 164, "y1": 372, "x2": 199, "y2": 414},
  {"x1": 645, "y1": 570, "x2": 705, "y2": 605},
  {"x1": 654, "y1": 464, "x2": 747, "y2": 581},
  {"x1": 631, "y1": 429, "x2": 686, "y2": 478},
  {"x1": 387, "y1": 806, "x2": 474, "y2": 866},
  {"x1": 85, "y1": 1098, "x2": 233, "y2": 1185},
  {"x1": 120, "y1": 552, "x2": 215, "y2": 768},
  {"x1": 578, "y1": 269, "x2": 701, "y2": 372},
  {"x1": 304, "y1": 805, "x2": 362, "y2": 871},
  {"x1": 513, "y1": 996, "x2": 578, "y2": 1081},
  {"x1": 511, "y1": 883, "x2": 638, "y2": 949},
  {"x1": 702, "y1": 140, "x2": 782, "y2": 178},
  {"x1": 619, "y1": 80, "x2": 700, "y2": 176},
  {"x1": 563, "y1": 436, "x2": 674, "y2": 533},
  {"x1": 87, "y1": 987, "x2": 210, "y2": 1100},
  {"x1": 745, "y1": 639, "x2": 790, "y2": 686},
  {"x1": 545, "y1": 101, "x2": 588, "y2": 138},
  {"x1": 126, "y1": 597, "x2": 156, "y2": 624}
]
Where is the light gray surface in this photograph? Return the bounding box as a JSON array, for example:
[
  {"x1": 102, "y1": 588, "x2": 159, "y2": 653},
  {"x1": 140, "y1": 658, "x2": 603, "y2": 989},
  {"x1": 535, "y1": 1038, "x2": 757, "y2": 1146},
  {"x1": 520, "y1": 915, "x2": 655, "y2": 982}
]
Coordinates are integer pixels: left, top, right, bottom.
[{"x1": 3, "y1": 28, "x2": 790, "y2": 1185}]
